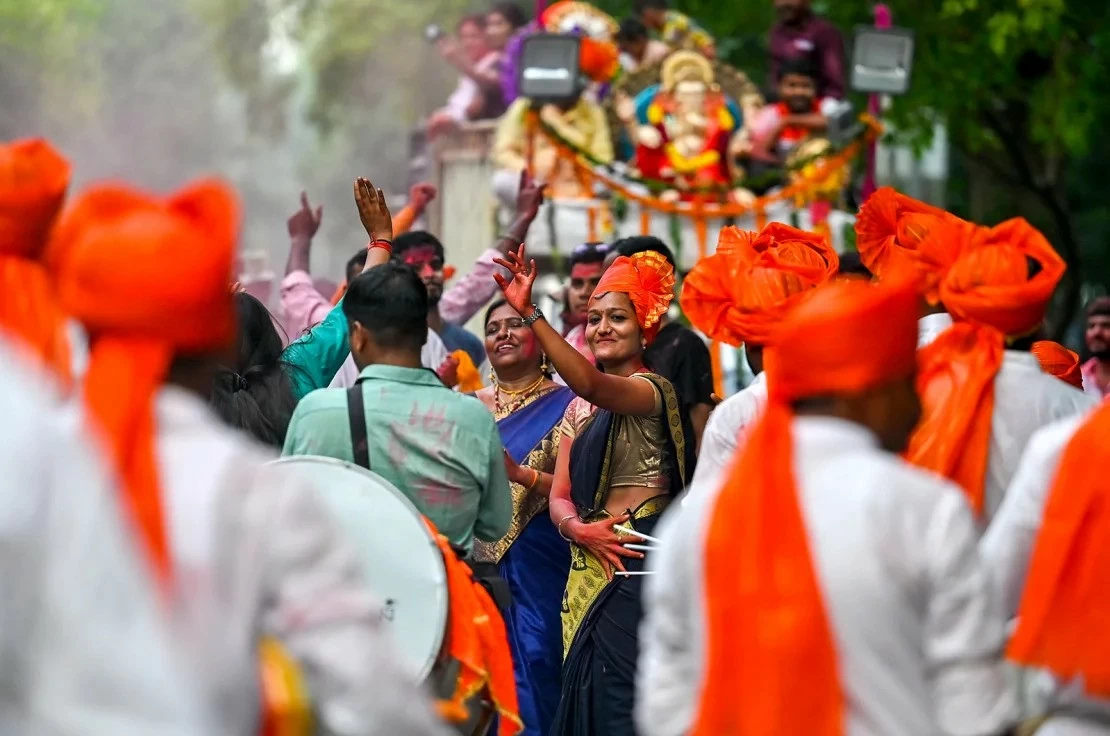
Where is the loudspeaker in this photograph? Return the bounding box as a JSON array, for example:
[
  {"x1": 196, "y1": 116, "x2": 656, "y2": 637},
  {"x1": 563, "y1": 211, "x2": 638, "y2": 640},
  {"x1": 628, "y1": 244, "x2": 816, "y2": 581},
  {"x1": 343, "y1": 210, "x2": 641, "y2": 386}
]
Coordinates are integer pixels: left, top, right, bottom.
[
  {"x1": 518, "y1": 33, "x2": 583, "y2": 104},
  {"x1": 850, "y1": 26, "x2": 915, "y2": 95}
]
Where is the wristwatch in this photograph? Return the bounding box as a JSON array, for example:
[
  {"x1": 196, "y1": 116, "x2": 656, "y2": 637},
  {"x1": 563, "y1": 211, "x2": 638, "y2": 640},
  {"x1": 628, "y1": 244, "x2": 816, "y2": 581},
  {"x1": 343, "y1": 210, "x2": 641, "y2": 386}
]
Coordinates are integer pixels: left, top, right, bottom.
[{"x1": 522, "y1": 304, "x2": 545, "y2": 326}]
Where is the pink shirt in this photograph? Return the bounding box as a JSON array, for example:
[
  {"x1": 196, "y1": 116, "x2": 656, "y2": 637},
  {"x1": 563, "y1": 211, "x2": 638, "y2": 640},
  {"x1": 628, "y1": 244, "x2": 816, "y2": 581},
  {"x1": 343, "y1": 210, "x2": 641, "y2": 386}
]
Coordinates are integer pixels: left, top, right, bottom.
[
  {"x1": 439, "y1": 248, "x2": 507, "y2": 326},
  {"x1": 1081, "y1": 357, "x2": 1110, "y2": 399},
  {"x1": 281, "y1": 270, "x2": 333, "y2": 339}
]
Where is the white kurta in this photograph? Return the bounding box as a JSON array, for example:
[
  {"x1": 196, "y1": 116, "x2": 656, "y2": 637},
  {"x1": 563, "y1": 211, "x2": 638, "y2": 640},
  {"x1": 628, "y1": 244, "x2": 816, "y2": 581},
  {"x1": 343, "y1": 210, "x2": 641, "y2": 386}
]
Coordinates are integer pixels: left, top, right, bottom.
[
  {"x1": 638, "y1": 416, "x2": 1018, "y2": 736},
  {"x1": 0, "y1": 347, "x2": 211, "y2": 735},
  {"x1": 981, "y1": 412, "x2": 1110, "y2": 734},
  {"x1": 983, "y1": 352, "x2": 1098, "y2": 523},
  {"x1": 154, "y1": 386, "x2": 450, "y2": 736}
]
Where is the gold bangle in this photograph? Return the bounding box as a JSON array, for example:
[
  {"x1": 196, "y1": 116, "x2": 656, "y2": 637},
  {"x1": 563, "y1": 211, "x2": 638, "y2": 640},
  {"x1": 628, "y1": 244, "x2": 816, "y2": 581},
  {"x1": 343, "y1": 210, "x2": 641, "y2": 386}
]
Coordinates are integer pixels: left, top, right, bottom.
[{"x1": 527, "y1": 468, "x2": 541, "y2": 490}]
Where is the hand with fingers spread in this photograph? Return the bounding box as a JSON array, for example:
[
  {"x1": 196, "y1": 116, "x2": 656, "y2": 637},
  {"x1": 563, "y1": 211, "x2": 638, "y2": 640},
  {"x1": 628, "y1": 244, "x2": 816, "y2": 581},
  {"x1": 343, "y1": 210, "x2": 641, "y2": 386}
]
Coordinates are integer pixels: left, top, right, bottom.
[
  {"x1": 566, "y1": 514, "x2": 643, "y2": 580},
  {"x1": 353, "y1": 177, "x2": 393, "y2": 242},
  {"x1": 514, "y1": 170, "x2": 546, "y2": 223},
  {"x1": 492, "y1": 244, "x2": 538, "y2": 316},
  {"x1": 288, "y1": 191, "x2": 323, "y2": 242}
]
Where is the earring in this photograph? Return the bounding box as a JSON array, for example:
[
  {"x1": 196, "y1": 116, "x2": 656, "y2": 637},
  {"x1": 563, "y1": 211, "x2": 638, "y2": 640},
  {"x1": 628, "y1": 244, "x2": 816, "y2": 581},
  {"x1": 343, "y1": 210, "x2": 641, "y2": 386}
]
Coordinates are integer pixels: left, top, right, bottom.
[{"x1": 540, "y1": 355, "x2": 550, "y2": 374}]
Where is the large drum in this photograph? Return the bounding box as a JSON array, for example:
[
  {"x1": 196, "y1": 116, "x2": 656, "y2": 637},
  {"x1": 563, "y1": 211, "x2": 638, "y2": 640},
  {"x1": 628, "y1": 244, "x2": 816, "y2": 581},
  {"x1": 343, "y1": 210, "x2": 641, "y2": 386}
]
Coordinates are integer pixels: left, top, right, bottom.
[{"x1": 267, "y1": 456, "x2": 449, "y2": 680}]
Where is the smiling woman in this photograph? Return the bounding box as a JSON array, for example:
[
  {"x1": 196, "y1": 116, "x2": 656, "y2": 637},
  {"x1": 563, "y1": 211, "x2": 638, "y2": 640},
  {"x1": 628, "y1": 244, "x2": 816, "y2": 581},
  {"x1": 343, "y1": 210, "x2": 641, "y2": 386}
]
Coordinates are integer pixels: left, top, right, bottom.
[
  {"x1": 491, "y1": 244, "x2": 693, "y2": 735},
  {"x1": 471, "y1": 299, "x2": 575, "y2": 736}
]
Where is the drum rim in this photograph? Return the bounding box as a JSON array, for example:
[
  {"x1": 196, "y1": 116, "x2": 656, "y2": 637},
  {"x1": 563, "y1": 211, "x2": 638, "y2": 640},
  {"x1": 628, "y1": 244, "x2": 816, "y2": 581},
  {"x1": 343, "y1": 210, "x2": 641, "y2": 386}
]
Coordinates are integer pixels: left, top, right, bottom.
[{"x1": 268, "y1": 455, "x2": 449, "y2": 679}]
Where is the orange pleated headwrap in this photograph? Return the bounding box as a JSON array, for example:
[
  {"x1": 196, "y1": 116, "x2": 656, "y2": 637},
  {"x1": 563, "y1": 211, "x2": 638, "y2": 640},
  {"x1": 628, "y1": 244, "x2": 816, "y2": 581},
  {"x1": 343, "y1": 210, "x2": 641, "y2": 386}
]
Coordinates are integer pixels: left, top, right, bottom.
[
  {"x1": 1008, "y1": 400, "x2": 1110, "y2": 695},
  {"x1": 592, "y1": 250, "x2": 675, "y2": 343},
  {"x1": 49, "y1": 180, "x2": 239, "y2": 583},
  {"x1": 1032, "y1": 340, "x2": 1083, "y2": 389},
  {"x1": 906, "y1": 218, "x2": 1065, "y2": 516},
  {"x1": 695, "y1": 278, "x2": 919, "y2": 736},
  {"x1": 680, "y1": 223, "x2": 839, "y2": 346},
  {"x1": 854, "y1": 187, "x2": 970, "y2": 304},
  {"x1": 0, "y1": 138, "x2": 72, "y2": 381}
]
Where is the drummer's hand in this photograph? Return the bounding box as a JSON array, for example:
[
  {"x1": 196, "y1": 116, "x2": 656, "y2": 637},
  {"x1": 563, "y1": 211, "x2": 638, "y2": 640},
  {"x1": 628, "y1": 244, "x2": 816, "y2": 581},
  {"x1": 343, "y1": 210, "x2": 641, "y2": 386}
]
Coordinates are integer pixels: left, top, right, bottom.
[
  {"x1": 493, "y1": 244, "x2": 538, "y2": 317},
  {"x1": 568, "y1": 514, "x2": 642, "y2": 581}
]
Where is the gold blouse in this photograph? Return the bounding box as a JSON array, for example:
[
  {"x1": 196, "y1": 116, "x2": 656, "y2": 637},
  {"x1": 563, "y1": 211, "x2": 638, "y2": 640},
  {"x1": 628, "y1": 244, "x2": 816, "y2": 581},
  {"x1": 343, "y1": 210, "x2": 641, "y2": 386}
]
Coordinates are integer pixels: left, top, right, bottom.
[{"x1": 559, "y1": 375, "x2": 673, "y2": 490}]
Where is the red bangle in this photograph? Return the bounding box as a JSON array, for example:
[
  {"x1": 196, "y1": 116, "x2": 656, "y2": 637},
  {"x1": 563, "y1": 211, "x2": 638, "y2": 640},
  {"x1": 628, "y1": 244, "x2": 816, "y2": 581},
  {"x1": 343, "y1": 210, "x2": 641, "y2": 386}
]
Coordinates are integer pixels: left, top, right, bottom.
[{"x1": 368, "y1": 238, "x2": 392, "y2": 254}]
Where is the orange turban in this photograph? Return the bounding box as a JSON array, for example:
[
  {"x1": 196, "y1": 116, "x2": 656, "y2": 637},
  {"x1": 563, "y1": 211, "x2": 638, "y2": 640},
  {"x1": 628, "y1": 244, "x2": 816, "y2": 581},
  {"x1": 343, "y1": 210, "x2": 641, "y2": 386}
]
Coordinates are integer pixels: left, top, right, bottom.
[
  {"x1": 907, "y1": 218, "x2": 1065, "y2": 515},
  {"x1": 49, "y1": 180, "x2": 239, "y2": 582},
  {"x1": 1008, "y1": 401, "x2": 1110, "y2": 695},
  {"x1": 854, "y1": 187, "x2": 970, "y2": 304},
  {"x1": 592, "y1": 250, "x2": 675, "y2": 343},
  {"x1": 680, "y1": 223, "x2": 839, "y2": 346},
  {"x1": 1032, "y1": 340, "x2": 1083, "y2": 389},
  {"x1": 0, "y1": 138, "x2": 72, "y2": 381},
  {"x1": 696, "y1": 278, "x2": 919, "y2": 736}
]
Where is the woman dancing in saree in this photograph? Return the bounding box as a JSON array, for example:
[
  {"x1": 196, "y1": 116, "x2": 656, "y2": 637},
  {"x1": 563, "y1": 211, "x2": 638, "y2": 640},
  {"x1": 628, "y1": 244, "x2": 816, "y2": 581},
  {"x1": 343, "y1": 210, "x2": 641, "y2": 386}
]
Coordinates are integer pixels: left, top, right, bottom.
[
  {"x1": 492, "y1": 245, "x2": 692, "y2": 735},
  {"x1": 471, "y1": 299, "x2": 575, "y2": 736}
]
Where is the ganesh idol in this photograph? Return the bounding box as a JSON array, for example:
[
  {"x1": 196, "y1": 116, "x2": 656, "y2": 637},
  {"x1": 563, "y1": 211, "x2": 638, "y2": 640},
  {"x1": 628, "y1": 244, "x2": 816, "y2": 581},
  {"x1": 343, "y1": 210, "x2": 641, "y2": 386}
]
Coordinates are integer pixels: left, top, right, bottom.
[{"x1": 616, "y1": 51, "x2": 755, "y2": 204}]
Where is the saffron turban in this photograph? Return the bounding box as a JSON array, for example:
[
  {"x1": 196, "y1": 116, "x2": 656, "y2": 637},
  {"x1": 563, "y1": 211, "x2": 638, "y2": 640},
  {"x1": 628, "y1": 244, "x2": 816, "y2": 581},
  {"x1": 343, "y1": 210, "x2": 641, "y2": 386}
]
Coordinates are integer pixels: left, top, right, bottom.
[
  {"x1": 49, "y1": 180, "x2": 239, "y2": 582},
  {"x1": 592, "y1": 250, "x2": 675, "y2": 343},
  {"x1": 907, "y1": 218, "x2": 1065, "y2": 515},
  {"x1": 1009, "y1": 401, "x2": 1110, "y2": 696},
  {"x1": 680, "y1": 223, "x2": 839, "y2": 346},
  {"x1": 1031, "y1": 340, "x2": 1083, "y2": 389},
  {"x1": 0, "y1": 138, "x2": 72, "y2": 381},
  {"x1": 695, "y1": 278, "x2": 919, "y2": 736},
  {"x1": 854, "y1": 187, "x2": 971, "y2": 304}
]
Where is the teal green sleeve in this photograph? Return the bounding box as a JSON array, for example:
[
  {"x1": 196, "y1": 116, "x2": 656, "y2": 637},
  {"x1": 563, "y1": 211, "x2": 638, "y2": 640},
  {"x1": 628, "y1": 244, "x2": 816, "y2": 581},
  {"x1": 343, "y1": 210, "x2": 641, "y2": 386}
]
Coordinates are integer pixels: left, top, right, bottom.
[
  {"x1": 282, "y1": 299, "x2": 350, "y2": 400},
  {"x1": 474, "y1": 416, "x2": 512, "y2": 543}
]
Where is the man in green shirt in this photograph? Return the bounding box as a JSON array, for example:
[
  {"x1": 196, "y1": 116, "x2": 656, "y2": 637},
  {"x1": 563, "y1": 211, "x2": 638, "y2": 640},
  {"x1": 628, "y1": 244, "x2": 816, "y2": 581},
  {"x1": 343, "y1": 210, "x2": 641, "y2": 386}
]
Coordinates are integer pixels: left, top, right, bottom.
[{"x1": 283, "y1": 262, "x2": 511, "y2": 553}]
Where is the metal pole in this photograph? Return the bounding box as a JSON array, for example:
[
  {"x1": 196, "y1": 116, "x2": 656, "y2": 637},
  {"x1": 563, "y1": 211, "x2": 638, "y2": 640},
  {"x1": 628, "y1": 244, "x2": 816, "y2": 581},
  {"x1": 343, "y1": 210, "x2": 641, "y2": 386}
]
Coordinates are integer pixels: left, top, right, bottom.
[{"x1": 861, "y1": 3, "x2": 892, "y2": 201}]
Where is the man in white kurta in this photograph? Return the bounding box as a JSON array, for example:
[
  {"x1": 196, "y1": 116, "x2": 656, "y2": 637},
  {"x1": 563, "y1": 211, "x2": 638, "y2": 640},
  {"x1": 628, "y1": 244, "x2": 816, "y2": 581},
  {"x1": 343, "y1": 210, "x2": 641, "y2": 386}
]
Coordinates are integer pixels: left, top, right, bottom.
[
  {"x1": 639, "y1": 278, "x2": 1018, "y2": 736},
  {"x1": 0, "y1": 345, "x2": 211, "y2": 735},
  {"x1": 982, "y1": 413, "x2": 1110, "y2": 734}
]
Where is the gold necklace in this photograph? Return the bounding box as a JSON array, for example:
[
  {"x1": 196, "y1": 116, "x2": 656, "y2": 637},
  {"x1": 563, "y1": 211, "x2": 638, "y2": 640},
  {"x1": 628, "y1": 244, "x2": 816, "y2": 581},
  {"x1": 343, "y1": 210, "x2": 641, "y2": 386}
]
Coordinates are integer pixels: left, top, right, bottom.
[{"x1": 493, "y1": 373, "x2": 546, "y2": 416}]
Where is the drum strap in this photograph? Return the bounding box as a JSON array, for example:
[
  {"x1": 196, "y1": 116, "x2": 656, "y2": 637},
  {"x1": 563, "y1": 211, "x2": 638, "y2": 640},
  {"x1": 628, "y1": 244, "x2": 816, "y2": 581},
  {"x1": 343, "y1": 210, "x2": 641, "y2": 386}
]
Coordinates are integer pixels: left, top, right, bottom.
[{"x1": 347, "y1": 381, "x2": 371, "y2": 470}]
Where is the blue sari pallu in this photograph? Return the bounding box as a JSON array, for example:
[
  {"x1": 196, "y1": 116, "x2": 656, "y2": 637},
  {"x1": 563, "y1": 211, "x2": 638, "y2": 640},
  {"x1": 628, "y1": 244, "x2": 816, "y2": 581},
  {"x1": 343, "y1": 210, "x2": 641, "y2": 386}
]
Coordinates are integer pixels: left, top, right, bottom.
[{"x1": 485, "y1": 386, "x2": 574, "y2": 736}]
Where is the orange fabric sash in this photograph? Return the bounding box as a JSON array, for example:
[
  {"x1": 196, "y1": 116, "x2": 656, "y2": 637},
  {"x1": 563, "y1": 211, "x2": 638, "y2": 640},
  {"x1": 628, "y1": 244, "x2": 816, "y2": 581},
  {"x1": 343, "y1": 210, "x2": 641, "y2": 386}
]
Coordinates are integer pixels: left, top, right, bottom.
[
  {"x1": 592, "y1": 251, "x2": 675, "y2": 343},
  {"x1": 906, "y1": 217, "x2": 1064, "y2": 515},
  {"x1": 680, "y1": 223, "x2": 838, "y2": 346},
  {"x1": 50, "y1": 181, "x2": 238, "y2": 584},
  {"x1": 0, "y1": 138, "x2": 72, "y2": 382},
  {"x1": 1032, "y1": 340, "x2": 1083, "y2": 389},
  {"x1": 695, "y1": 278, "x2": 919, "y2": 735},
  {"x1": 906, "y1": 323, "x2": 1002, "y2": 515},
  {"x1": 427, "y1": 520, "x2": 522, "y2": 735},
  {"x1": 1008, "y1": 401, "x2": 1110, "y2": 695}
]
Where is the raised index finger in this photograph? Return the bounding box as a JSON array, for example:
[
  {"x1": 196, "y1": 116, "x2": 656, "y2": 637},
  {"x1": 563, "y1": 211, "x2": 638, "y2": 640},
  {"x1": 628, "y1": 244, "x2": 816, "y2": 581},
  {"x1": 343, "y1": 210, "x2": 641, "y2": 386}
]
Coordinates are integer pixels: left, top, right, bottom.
[{"x1": 300, "y1": 191, "x2": 310, "y2": 211}]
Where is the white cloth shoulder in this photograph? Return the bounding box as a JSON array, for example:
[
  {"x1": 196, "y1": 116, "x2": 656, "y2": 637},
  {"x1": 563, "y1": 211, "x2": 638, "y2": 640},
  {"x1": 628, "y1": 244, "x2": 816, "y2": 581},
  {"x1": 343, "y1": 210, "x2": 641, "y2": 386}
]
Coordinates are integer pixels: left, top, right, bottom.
[
  {"x1": 330, "y1": 329, "x2": 450, "y2": 388},
  {"x1": 0, "y1": 344, "x2": 211, "y2": 735},
  {"x1": 687, "y1": 373, "x2": 768, "y2": 489},
  {"x1": 985, "y1": 352, "x2": 1098, "y2": 523},
  {"x1": 155, "y1": 387, "x2": 449, "y2": 736}
]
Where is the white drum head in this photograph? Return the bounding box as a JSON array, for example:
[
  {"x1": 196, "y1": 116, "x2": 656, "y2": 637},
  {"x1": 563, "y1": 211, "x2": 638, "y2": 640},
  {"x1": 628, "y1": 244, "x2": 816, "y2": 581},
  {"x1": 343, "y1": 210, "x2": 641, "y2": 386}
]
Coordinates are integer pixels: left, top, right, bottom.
[{"x1": 268, "y1": 456, "x2": 448, "y2": 680}]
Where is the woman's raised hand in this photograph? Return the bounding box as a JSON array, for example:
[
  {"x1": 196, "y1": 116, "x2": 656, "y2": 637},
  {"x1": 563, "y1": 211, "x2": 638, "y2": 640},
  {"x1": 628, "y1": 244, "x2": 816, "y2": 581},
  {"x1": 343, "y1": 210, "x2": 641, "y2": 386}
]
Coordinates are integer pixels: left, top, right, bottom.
[
  {"x1": 493, "y1": 243, "x2": 539, "y2": 316},
  {"x1": 353, "y1": 177, "x2": 393, "y2": 242}
]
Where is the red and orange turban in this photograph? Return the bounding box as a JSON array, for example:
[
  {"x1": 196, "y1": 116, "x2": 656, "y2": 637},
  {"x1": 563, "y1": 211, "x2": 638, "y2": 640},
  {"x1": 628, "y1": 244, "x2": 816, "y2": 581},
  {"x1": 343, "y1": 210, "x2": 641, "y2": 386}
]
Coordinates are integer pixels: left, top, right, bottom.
[
  {"x1": 696, "y1": 278, "x2": 919, "y2": 736},
  {"x1": 49, "y1": 180, "x2": 239, "y2": 583},
  {"x1": 681, "y1": 223, "x2": 839, "y2": 346},
  {"x1": 592, "y1": 250, "x2": 675, "y2": 343},
  {"x1": 1008, "y1": 401, "x2": 1110, "y2": 696},
  {"x1": 0, "y1": 138, "x2": 72, "y2": 381},
  {"x1": 854, "y1": 187, "x2": 971, "y2": 304},
  {"x1": 907, "y1": 218, "x2": 1065, "y2": 516},
  {"x1": 1031, "y1": 340, "x2": 1083, "y2": 389}
]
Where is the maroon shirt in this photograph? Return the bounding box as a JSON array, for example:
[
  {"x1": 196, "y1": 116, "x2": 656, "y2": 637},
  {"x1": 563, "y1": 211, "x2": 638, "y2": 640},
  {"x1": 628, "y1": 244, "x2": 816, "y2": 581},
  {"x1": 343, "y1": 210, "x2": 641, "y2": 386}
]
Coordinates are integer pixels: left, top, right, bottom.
[{"x1": 769, "y1": 12, "x2": 846, "y2": 100}]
